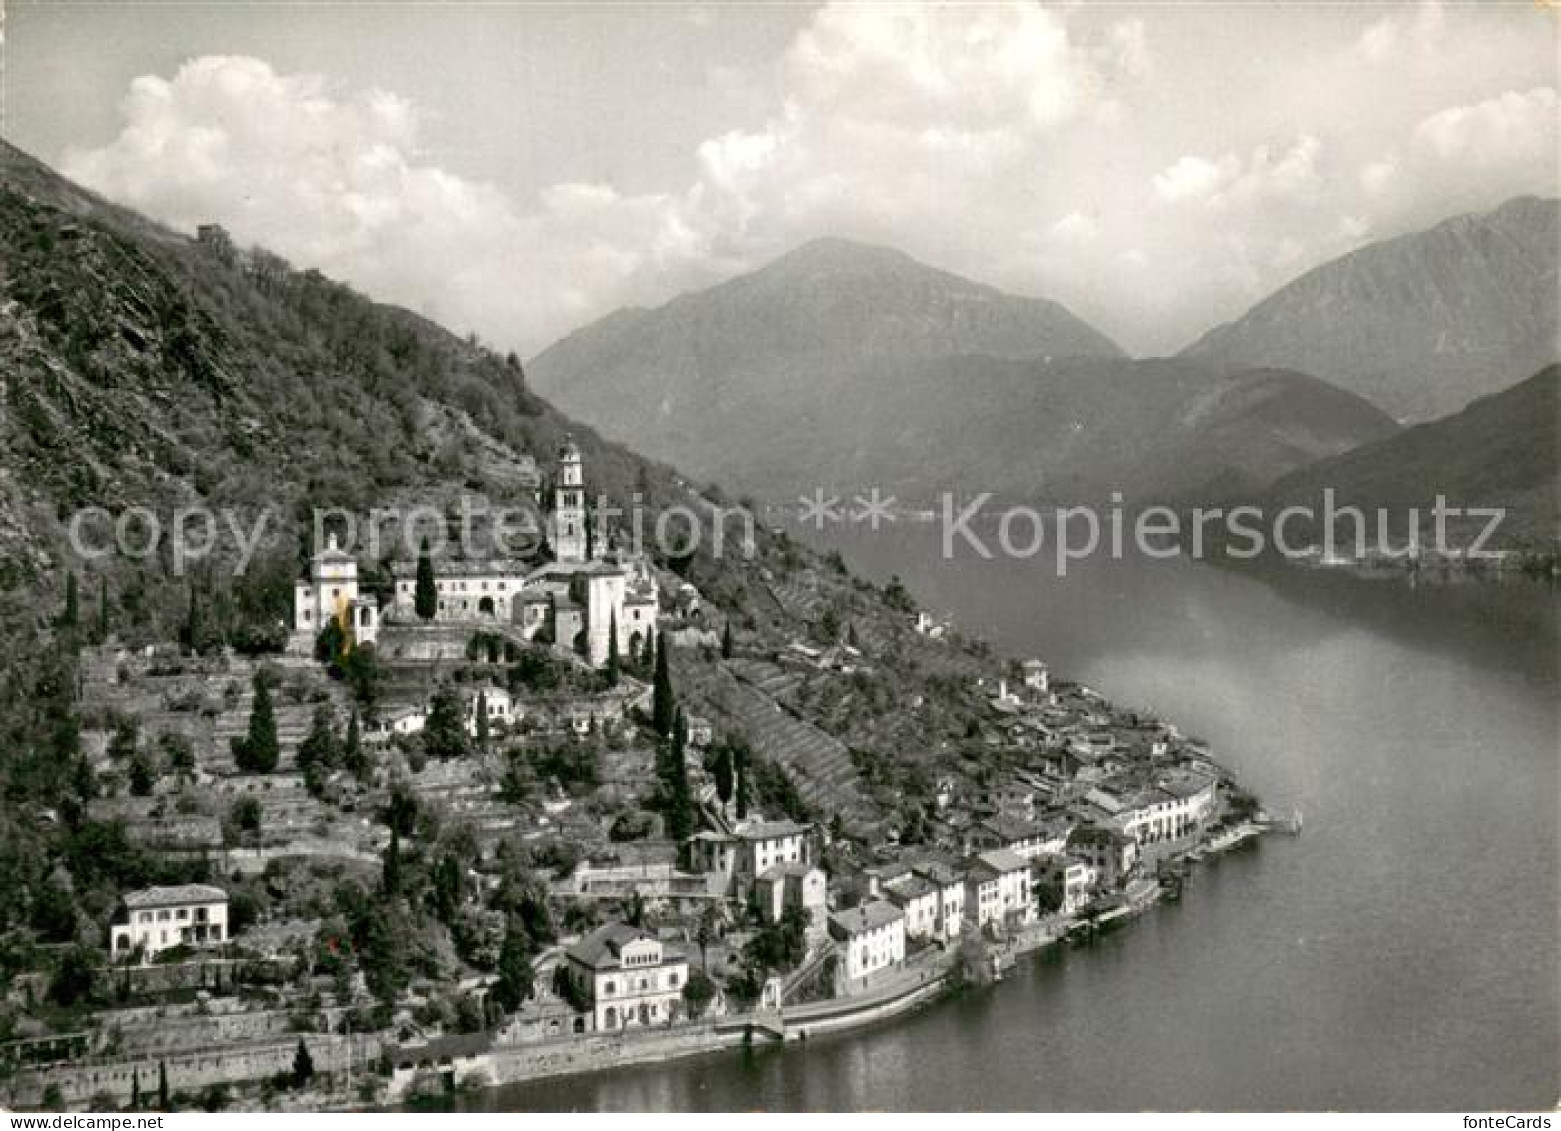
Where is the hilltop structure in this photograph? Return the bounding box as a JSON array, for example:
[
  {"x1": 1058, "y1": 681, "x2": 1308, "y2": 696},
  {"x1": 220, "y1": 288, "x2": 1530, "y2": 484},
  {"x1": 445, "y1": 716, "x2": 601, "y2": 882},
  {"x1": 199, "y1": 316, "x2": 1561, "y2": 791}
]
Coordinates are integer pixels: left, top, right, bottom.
[{"x1": 292, "y1": 440, "x2": 658, "y2": 668}]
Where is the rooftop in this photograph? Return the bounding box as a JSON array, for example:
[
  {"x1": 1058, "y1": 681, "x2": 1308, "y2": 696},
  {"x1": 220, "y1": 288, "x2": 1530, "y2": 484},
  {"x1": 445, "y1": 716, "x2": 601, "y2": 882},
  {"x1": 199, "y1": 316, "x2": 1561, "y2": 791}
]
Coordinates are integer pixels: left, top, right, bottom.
[
  {"x1": 122, "y1": 884, "x2": 228, "y2": 909},
  {"x1": 828, "y1": 900, "x2": 904, "y2": 937},
  {"x1": 565, "y1": 921, "x2": 682, "y2": 970}
]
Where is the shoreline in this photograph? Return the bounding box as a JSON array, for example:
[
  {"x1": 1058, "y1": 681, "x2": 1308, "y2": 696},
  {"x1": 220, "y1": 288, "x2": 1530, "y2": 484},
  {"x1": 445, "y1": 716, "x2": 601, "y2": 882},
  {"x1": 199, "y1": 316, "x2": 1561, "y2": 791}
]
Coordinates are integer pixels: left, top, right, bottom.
[{"x1": 395, "y1": 824, "x2": 1274, "y2": 1108}]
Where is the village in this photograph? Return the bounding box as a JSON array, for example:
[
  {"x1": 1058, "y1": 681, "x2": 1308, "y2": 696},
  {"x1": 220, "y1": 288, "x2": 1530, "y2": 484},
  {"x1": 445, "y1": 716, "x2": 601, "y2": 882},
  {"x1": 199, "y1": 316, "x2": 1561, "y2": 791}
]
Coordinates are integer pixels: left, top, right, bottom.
[{"x1": 2, "y1": 440, "x2": 1271, "y2": 1112}]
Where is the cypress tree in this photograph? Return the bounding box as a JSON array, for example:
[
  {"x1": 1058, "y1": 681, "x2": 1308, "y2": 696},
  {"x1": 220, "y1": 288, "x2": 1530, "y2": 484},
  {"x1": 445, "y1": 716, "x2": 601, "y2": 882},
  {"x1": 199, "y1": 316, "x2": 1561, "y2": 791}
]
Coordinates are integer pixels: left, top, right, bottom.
[
  {"x1": 414, "y1": 536, "x2": 438, "y2": 621},
  {"x1": 492, "y1": 917, "x2": 535, "y2": 1013},
  {"x1": 721, "y1": 620, "x2": 733, "y2": 660},
  {"x1": 475, "y1": 691, "x2": 490, "y2": 750},
  {"x1": 60, "y1": 572, "x2": 79, "y2": 629},
  {"x1": 130, "y1": 1068, "x2": 141, "y2": 1110},
  {"x1": 238, "y1": 672, "x2": 279, "y2": 773},
  {"x1": 666, "y1": 709, "x2": 694, "y2": 841},
  {"x1": 382, "y1": 828, "x2": 402, "y2": 896},
  {"x1": 157, "y1": 1059, "x2": 169, "y2": 1109},
  {"x1": 652, "y1": 631, "x2": 676, "y2": 738},
  {"x1": 291, "y1": 1038, "x2": 314, "y2": 1088},
  {"x1": 606, "y1": 611, "x2": 620, "y2": 686},
  {"x1": 343, "y1": 709, "x2": 365, "y2": 781}
]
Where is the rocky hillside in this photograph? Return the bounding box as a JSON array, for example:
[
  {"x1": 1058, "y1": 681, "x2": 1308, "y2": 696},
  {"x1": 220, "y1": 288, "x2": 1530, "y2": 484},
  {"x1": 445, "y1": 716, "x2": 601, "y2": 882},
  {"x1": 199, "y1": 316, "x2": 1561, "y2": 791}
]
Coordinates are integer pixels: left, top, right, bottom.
[
  {"x1": 1184, "y1": 197, "x2": 1561, "y2": 422},
  {"x1": 1259, "y1": 364, "x2": 1560, "y2": 547},
  {"x1": 530, "y1": 239, "x2": 1397, "y2": 503}
]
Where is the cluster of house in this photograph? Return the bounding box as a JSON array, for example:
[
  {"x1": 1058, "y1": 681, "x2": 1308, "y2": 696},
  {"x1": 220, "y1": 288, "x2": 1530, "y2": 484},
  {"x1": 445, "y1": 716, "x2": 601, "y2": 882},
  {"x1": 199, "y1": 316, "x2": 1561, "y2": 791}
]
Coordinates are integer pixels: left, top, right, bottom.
[{"x1": 292, "y1": 439, "x2": 660, "y2": 668}]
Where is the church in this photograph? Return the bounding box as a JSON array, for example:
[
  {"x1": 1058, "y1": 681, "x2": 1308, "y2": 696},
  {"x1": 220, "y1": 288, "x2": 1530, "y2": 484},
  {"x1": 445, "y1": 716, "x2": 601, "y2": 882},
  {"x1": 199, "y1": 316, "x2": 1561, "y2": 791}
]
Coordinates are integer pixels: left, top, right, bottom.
[{"x1": 314, "y1": 437, "x2": 662, "y2": 668}]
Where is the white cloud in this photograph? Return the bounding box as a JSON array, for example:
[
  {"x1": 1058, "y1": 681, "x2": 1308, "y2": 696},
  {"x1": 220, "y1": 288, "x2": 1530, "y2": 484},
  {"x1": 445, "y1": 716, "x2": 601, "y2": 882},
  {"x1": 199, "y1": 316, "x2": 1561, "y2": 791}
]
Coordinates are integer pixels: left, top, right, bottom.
[
  {"x1": 56, "y1": 4, "x2": 1560, "y2": 359},
  {"x1": 1153, "y1": 135, "x2": 1323, "y2": 210},
  {"x1": 1153, "y1": 154, "x2": 1238, "y2": 204},
  {"x1": 1412, "y1": 86, "x2": 1558, "y2": 165},
  {"x1": 1047, "y1": 211, "x2": 1102, "y2": 245},
  {"x1": 1354, "y1": 0, "x2": 1445, "y2": 64}
]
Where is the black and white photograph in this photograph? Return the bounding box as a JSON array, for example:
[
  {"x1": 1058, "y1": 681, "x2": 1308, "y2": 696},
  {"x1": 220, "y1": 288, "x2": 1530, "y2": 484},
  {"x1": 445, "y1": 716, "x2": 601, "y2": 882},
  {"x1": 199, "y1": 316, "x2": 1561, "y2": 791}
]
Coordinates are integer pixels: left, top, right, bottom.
[{"x1": 0, "y1": 0, "x2": 1555, "y2": 1116}]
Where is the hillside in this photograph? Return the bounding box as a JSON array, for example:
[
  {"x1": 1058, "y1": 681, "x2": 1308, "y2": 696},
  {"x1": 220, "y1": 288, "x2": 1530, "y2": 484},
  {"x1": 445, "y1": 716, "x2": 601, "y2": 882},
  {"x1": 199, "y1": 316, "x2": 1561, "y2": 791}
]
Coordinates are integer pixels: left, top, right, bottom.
[
  {"x1": 1184, "y1": 197, "x2": 1561, "y2": 422},
  {"x1": 1260, "y1": 364, "x2": 1560, "y2": 547}
]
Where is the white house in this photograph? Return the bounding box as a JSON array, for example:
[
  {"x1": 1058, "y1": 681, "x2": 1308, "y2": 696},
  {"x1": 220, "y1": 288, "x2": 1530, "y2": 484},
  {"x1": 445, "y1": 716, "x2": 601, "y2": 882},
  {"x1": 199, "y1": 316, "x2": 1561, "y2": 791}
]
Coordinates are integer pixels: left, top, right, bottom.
[
  {"x1": 828, "y1": 901, "x2": 905, "y2": 990},
  {"x1": 689, "y1": 819, "x2": 811, "y2": 895},
  {"x1": 561, "y1": 921, "x2": 689, "y2": 1032},
  {"x1": 1040, "y1": 854, "x2": 1095, "y2": 915},
  {"x1": 293, "y1": 534, "x2": 379, "y2": 647},
  {"x1": 883, "y1": 873, "x2": 940, "y2": 942},
  {"x1": 466, "y1": 684, "x2": 516, "y2": 736},
  {"x1": 963, "y1": 849, "x2": 1033, "y2": 932},
  {"x1": 754, "y1": 863, "x2": 827, "y2": 934},
  {"x1": 111, "y1": 885, "x2": 229, "y2": 960},
  {"x1": 911, "y1": 861, "x2": 966, "y2": 942}
]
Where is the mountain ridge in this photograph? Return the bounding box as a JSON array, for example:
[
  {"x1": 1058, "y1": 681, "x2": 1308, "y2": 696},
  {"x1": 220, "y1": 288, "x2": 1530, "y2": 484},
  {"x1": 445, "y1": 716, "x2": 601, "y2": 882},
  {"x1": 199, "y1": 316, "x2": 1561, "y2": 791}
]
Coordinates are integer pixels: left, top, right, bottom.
[{"x1": 1183, "y1": 196, "x2": 1561, "y2": 421}]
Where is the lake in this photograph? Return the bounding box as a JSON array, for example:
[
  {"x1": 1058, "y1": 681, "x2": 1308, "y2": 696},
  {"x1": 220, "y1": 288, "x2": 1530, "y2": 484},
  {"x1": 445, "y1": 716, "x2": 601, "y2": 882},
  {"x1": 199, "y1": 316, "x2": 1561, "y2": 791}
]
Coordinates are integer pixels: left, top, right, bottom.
[{"x1": 475, "y1": 526, "x2": 1560, "y2": 1110}]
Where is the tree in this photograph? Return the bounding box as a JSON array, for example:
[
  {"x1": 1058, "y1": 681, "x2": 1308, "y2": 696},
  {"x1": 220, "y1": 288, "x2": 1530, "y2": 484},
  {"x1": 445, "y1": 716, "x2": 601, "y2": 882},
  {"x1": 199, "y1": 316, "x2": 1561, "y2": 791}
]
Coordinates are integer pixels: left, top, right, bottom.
[
  {"x1": 651, "y1": 632, "x2": 676, "y2": 738},
  {"x1": 662, "y1": 709, "x2": 695, "y2": 842},
  {"x1": 475, "y1": 691, "x2": 490, "y2": 750},
  {"x1": 734, "y1": 744, "x2": 751, "y2": 820},
  {"x1": 695, "y1": 903, "x2": 720, "y2": 973},
  {"x1": 95, "y1": 576, "x2": 110, "y2": 643},
  {"x1": 682, "y1": 970, "x2": 717, "y2": 1019},
  {"x1": 157, "y1": 1059, "x2": 169, "y2": 1109},
  {"x1": 130, "y1": 1069, "x2": 141, "y2": 1110},
  {"x1": 343, "y1": 709, "x2": 366, "y2": 781},
  {"x1": 491, "y1": 917, "x2": 534, "y2": 1013},
  {"x1": 59, "y1": 572, "x2": 79, "y2": 629},
  {"x1": 128, "y1": 748, "x2": 157, "y2": 797},
  {"x1": 712, "y1": 745, "x2": 734, "y2": 809},
  {"x1": 605, "y1": 611, "x2": 620, "y2": 686},
  {"x1": 641, "y1": 628, "x2": 655, "y2": 669},
  {"x1": 382, "y1": 828, "x2": 403, "y2": 896},
  {"x1": 297, "y1": 705, "x2": 339, "y2": 794},
  {"x1": 49, "y1": 946, "x2": 96, "y2": 1006},
  {"x1": 234, "y1": 673, "x2": 279, "y2": 773},
  {"x1": 721, "y1": 620, "x2": 733, "y2": 660},
  {"x1": 291, "y1": 1038, "x2": 315, "y2": 1089},
  {"x1": 414, "y1": 536, "x2": 438, "y2": 621},
  {"x1": 160, "y1": 732, "x2": 196, "y2": 781},
  {"x1": 424, "y1": 687, "x2": 467, "y2": 761}
]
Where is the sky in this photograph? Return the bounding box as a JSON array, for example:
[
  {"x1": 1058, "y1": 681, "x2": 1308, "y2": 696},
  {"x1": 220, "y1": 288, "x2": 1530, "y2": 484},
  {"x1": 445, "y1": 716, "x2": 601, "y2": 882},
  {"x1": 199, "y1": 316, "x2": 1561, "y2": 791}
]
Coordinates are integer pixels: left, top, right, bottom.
[{"x1": 4, "y1": 1, "x2": 1558, "y2": 357}]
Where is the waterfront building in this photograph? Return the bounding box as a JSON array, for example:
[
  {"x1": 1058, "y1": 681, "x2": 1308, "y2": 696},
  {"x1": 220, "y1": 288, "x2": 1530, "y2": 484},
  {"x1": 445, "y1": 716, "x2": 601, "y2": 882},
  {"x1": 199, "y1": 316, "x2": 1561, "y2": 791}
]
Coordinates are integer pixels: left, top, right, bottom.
[
  {"x1": 561, "y1": 922, "x2": 689, "y2": 1032},
  {"x1": 828, "y1": 901, "x2": 906, "y2": 990},
  {"x1": 110, "y1": 885, "x2": 229, "y2": 960},
  {"x1": 883, "y1": 873, "x2": 940, "y2": 941},
  {"x1": 1067, "y1": 825, "x2": 1140, "y2": 890},
  {"x1": 1039, "y1": 854, "x2": 1094, "y2": 915},
  {"x1": 963, "y1": 849, "x2": 1033, "y2": 932},
  {"x1": 911, "y1": 861, "x2": 967, "y2": 942}
]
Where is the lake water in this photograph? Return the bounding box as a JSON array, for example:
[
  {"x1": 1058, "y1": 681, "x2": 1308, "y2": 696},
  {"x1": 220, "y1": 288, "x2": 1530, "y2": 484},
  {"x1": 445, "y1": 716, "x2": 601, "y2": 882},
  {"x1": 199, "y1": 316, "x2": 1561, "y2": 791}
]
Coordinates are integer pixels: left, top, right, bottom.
[{"x1": 477, "y1": 528, "x2": 1560, "y2": 1111}]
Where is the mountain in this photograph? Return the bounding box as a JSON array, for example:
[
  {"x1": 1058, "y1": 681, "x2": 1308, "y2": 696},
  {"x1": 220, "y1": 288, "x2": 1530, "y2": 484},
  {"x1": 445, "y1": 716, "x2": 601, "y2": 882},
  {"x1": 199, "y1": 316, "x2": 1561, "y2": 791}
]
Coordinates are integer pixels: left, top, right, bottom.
[
  {"x1": 1260, "y1": 364, "x2": 1559, "y2": 547},
  {"x1": 531, "y1": 240, "x2": 1395, "y2": 502},
  {"x1": 1183, "y1": 197, "x2": 1561, "y2": 422}
]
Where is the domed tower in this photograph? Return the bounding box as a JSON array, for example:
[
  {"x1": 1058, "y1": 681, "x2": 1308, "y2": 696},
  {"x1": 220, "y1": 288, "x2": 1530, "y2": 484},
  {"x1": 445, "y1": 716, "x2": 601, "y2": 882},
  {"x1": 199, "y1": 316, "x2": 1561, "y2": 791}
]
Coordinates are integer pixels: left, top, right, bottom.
[{"x1": 552, "y1": 437, "x2": 587, "y2": 563}]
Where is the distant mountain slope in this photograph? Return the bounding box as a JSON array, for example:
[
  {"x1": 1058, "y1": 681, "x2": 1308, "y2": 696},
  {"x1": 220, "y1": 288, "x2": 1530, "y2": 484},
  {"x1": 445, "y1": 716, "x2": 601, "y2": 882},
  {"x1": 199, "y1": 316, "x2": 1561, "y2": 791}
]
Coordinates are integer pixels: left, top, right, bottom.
[
  {"x1": 1261, "y1": 365, "x2": 1559, "y2": 546},
  {"x1": 1184, "y1": 197, "x2": 1561, "y2": 422},
  {"x1": 531, "y1": 242, "x2": 1395, "y2": 502}
]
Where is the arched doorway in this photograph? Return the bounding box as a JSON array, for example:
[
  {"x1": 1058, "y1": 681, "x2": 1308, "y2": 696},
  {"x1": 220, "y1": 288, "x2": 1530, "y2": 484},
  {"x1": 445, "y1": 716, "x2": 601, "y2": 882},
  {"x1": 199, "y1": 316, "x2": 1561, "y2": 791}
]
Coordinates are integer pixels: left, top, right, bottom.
[
  {"x1": 478, "y1": 596, "x2": 495, "y2": 617},
  {"x1": 637, "y1": 1003, "x2": 650, "y2": 1026},
  {"x1": 604, "y1": 1006, "x2": 617, "y2": 1029}
]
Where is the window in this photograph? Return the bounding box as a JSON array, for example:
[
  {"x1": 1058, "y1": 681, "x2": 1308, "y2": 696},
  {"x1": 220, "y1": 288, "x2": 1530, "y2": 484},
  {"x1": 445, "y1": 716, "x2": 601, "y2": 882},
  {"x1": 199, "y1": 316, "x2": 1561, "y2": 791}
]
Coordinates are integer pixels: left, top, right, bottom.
[
  {"x1": 668, "y1": 972, "x2": 679, "y2": 988},
  {"x1": 604, "y1": 980, "x2": 616, "y2": 995},
  {"x1": 176, "y1": 909, "x2": 188, "y2": 921},
  {"x1": 157, "y1": 910, "x2": 170, "y2": 922}
]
